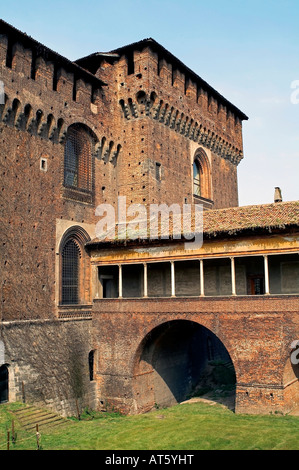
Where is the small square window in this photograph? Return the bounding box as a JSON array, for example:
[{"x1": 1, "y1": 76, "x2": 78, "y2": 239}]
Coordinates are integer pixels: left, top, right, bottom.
[{"x1": 40, "y1": 158, "x2": 48, "y2": 172}]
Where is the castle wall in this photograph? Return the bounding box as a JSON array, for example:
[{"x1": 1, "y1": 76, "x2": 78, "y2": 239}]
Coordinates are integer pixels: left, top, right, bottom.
[
  {"x1": 0, "y1": 28, "x2": 120, "y2": 321},
  {"x1": 95, "y1": 46, "x2": 245, "y2": 210},
  {"x1": 0, "y1": 27, "x2": 246, "y2": 321},
  {"x1": 2, "y1": 21, "x2": 297, "y2": 420},
  {"x1": 92, "y1": 296, "x2": 299, "y2": 415},
  {"x1": 1, "y1": 318, "x2": 95, "y2": 417}
]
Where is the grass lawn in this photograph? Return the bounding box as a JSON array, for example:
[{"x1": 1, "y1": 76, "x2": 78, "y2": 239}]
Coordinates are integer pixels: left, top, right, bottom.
[{"x1": 0, "y1": 401, "x2": 299, "y2": 450}]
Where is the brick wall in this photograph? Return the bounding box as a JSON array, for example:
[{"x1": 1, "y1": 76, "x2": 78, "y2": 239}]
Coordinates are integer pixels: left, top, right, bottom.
[
  {"x1": 92, "y1": 296, "x2": 299, "y2": 415},
  {"x1": 95, "y1": 44, "x2": 245, "y2": 210},
  {"x1": 0, "y1": 25, "x2": 247, "y2": 320}
]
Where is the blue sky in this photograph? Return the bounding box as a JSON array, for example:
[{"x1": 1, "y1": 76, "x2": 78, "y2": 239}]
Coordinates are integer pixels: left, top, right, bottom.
[{"x1": 1, "y1": 0, "x2": 298, "y2": 206}]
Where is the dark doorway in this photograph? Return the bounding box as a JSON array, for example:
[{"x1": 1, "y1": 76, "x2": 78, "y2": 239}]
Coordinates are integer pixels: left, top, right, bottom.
[
  {"x1": 99, "y1": 266, "x2": 118, "y2": 298},
  {"x1": 133, "y1": 321, "x2": 236, "y2": 412},
  {"x1": 89, "y1": 350, "x2": 95, "y2": 381},
  {"x1": 249, "y1": 275, "x2": 265, "y2": 295},
  {"x1": 0, "y1": 365, "x2": 8, "y2": 403}
]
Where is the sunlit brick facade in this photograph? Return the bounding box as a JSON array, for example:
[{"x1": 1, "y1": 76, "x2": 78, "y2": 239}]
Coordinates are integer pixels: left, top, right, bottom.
[{"x1": 0, "y1": 20, "x2": 298, "y2": 416}]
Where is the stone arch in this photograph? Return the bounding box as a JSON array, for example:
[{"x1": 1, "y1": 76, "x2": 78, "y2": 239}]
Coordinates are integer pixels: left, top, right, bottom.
[
  {"x1": 35, "y1": 109, "x2": 44, "y2": 134},
  {"x1": 46, "y1": 113, "x2": 56, "y2": 140},
  {"x1": 23, "y1": 103, "x2": 33, "y2": 131},
  {"x1": 57, "y1": 118, "x2": 67, "y2": 143},
  {"x1": 136, "y1": 90, "x2": 147, "y2": 104},
  {"x1": 132, "y1": 319, "x2": 236, "y2": 413},
  {"x1": 5, "y1": 97, "x2": 21, "y2": 126},
  {"x1": 0, "y1": 93, "x2": 9, "y2": 121},
  {"x1": 149, "y1": 91, "x2": 157, "y2": 113},
  {"x1": 11, "y1": 98, "x2": 22, "y2": 126},
  {"x1": 136, "y1": 90, "x2": 147, "y2": 115}
]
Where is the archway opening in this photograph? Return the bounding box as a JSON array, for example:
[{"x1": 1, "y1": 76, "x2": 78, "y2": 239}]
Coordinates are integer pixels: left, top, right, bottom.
[
  {"x1": 0, "y1": 365, "x2": 8, "y2": 404},
  {"x1": 133, "y1": 320, "x2": 236, "y2": 413}
]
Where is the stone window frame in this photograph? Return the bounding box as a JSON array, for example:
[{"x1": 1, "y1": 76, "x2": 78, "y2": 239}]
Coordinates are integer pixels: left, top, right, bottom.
[{"x1": 59, "y1": 226, "x2": 91, "y2": 306}]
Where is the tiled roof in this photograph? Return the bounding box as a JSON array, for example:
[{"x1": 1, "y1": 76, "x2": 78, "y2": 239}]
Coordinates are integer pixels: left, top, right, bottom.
[
  {"x1": 87, "y1": 200, "x2": 299, "y2": 246},
  {"x1": 203, "y1": 200, "x2": 299, "y2": 236}
]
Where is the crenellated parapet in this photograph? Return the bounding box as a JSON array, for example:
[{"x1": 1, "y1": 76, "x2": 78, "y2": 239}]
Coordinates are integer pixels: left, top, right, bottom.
[
  {"x1": 90, "y1": 40, "x2": 247, "y2": 122},
  {"x1": 0, "y1": 19, "x2": 106, "y2": 110},
  {"x1": 0, "y1": 20, "x2": 127, "y2": 171},
  {"x1": 0, "y1": 91, "x2": 122, "y2": 169}
]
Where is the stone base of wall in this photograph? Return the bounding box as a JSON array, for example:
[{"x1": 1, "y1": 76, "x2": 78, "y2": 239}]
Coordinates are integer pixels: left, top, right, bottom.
[{"x1": 0, "y1": 318, "x2": 96, "y2": 417}]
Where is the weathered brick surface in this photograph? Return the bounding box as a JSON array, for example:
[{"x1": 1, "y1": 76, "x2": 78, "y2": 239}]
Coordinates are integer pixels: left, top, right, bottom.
[
  {"x1": 92, "y1": 296, "x2": 299, "y2": 415},
  {"x1": 0, "y1": 23, "x2": 246, "y2": 320},
  {"x1": 2, "y1": 318, "x2": 95, "y2": 417},
  {"x1": 94, "y1": 44, "x2": 244, "y2": 209},
  {"x1": 0, "y1": 20, "x2": 297, "y2": 418}
]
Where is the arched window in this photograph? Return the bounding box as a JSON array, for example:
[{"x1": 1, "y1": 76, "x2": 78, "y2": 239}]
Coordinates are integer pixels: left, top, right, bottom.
[
  {"x1": 59, "y1": 227, "x2": 91, "y2": 307},
  {"x1": 193, "y1": 160, "x2": 201, "y2": 196},
  {"x1": 61, "y1": 239, "x2": 81, "y2": 305},
  {"x1": 64, "y1": 124, "x2": 93, "y2": 192},
  {"x1": 193, "y1": 149, "x2": 212, "y2": 204}
]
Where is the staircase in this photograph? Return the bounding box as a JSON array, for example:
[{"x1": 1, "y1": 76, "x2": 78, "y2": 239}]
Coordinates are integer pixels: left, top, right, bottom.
[{"x1": 11, "y1": 405, "x2": 71, "y2": 432}]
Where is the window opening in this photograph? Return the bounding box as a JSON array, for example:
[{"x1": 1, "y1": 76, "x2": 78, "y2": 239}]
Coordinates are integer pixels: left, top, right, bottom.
[
  {"x1": 31, "y1": 49, "x2": 37, "y2": 80},
  {"x1": 40, "y1": 158, "x2": 47, "y2": 172},
  {"x1": 61, "y1": 239, "x2": 80, "y2": 304},
  {"x1": 64, "y1": 125, "x2": 92, "y2": 192},
  {"x1": 0, "y1": 365, "x2": 8, "y2": 404},
  {"x1": 6, "y1": 39, "x2": 13, "y2": 69},
  {"x1": 249, "y1": 275, "x2": 265, "y2": 295},
  {"x1": 53, "y1": 63, "x2": 58, "y2": 91},
  {"x1": 193, "y1": 160, "x2": 201, "y2": 196},
  {"x1": 89, "y1": 351, "x2": 95, "y2": 381},
  {"x1": 127, "y1": 51, "x2": 134, "y2": 75},
  {"x1": 72, "y1": 76, "x2": 77, "y2": 101}
]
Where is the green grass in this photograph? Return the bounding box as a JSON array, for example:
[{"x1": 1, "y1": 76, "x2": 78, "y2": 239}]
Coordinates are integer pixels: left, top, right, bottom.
[{"x1": 1, "y1": 401, "x2": 299, "y2": 450}]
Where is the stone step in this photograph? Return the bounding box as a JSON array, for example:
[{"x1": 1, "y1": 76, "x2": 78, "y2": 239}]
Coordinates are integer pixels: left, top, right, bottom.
[{"x1": 11, "y1": 405, "x2": 71, "y2": 432}]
